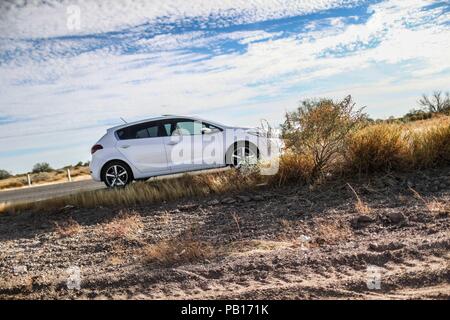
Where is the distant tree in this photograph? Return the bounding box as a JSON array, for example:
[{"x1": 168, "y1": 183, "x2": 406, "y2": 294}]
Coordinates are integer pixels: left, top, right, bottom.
[
  {"x1": 75, "y1": 161, "x2": 83, "y2": 167},
  {"x1": 0, "y1": 169, "x2": 12, "y2": 180},
  {"x1": 418, "y1": 91, "x2": 450, "y2": 114},
  {"x1": 32, "y1": 162, "x2": 53, "y2": 173}
]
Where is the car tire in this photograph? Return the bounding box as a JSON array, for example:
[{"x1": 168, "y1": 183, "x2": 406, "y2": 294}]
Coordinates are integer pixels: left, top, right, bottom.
[
  {"x1": 101, "y1": 161, "x2": 133, "y2": 188},
  {"x1": 227, "y1": 141, "x2": 259, "y2": 168}
]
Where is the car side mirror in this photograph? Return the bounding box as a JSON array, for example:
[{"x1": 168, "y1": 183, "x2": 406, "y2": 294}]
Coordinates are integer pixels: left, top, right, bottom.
[{"x1": 201, "y1": 127, "x2": 212, "y2": 134}]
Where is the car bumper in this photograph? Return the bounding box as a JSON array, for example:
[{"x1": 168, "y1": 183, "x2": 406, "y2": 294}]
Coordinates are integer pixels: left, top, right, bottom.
[{"x1": 89, "y1": 157, "x2": 102, "y2": 182}]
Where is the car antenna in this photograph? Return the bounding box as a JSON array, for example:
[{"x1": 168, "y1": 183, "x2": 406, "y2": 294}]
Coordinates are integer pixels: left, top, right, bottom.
[{"x1": 120, "y1": 117, "x2": 127, "y2": 124}]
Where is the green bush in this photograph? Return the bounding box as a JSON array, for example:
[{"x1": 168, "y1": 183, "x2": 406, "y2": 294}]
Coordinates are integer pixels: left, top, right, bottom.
[
  {"x1": 281, "y1": 95, "x2": 367, "y2": 177},
  {"x1": 32, "y1": 162, "x2": 53, "y2": 173},
  {"x1": 0, "y1": 169, "x2": 12, "y2": 180}
]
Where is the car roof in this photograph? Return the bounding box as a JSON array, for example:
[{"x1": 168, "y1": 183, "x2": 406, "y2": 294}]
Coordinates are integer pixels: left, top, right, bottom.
[{"x1": 107, "y1": 115, "x2": 228, "y2": 132}]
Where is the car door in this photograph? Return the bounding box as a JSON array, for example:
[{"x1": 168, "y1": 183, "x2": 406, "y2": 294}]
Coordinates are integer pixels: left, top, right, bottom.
[
  {"x1": 201, "y1": 121, "x2": 224, "y2": 167},
  {"x1": 115, "y1": 121, "x2": 170, "y2": 175},
  {"x1": 162, "y1": 118, "x2": 204, "y2": 173}
]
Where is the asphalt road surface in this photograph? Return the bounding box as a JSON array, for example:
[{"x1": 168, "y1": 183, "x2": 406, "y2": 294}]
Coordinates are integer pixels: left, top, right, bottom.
[{"x1": 0, "y1": 179, "x2": 104, "y2": 204}]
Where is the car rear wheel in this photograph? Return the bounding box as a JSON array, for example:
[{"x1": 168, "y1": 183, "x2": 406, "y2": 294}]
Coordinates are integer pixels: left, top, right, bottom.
[
  {"x1": 102, "y1": 161, "x2": 132, "y2": 188},
  {"x1": 231, "y1": 143, "x2": 258, "y2": 168}
]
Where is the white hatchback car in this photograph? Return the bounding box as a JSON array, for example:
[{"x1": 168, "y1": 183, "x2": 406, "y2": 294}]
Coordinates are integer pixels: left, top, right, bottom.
[{"x1": 90, "y1": 115, "x2": 280, "y2": 187}]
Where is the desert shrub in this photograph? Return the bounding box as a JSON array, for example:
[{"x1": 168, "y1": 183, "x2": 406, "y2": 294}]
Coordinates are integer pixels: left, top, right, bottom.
[
  {"x1": 346, "y1": 123, "x2": 411, "y2": 173},
  {"x1": 32, "y1": 162, "x2": 53, "y2": 173},
  {"x1": 411, "y1": 124, "x2": 450, "y2": 168},
  {"x1": 271, "y1": 151, "x2": 315, "y2": 185},
  {"x1": 0, "y1": 169, "x2": 12, "y2": 180},
  {"x1": 281, "y1": 95, "x2": 366, "y2": 177}
]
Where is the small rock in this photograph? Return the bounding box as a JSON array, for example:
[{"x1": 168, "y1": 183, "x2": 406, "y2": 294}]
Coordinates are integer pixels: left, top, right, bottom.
[
  {"x1": 252, "y1": 195, "x2": 264, "y2": 201},
  {"x1": 236, "y1": 195, "x2": 251, "y2": 202},
  {"x1": 221, "y1": 197, "x2": 236, "y2": 204},
  {"x1": 299, "y1": 235, "x2": 311, "y2": 242},
  {"x1": 314, "y1": 237, "x2": 326, "y2": 245},
  {"x1": 177, "y1": 204, "x2": 199, "y2": 211},
  {"x1": 207, "y1": 199, "x2": 220, "y2": 206},
  {"x1": 369, "y1": 242, "x2": 405, "y2": 252},
  {"x1": 351, "y1": 215, "x2": 375, "y2": 228},
  {"x1": 385, "y1": 212, "x2": 406, "y2": 224}
]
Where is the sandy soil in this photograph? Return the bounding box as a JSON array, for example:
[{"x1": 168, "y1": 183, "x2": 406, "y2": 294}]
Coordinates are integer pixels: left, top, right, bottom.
[{"x1": 0, "y1": 167, "x2": 449, "y2": 299}]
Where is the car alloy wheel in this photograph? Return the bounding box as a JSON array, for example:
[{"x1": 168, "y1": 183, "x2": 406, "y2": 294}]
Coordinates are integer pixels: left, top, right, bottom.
[
  {"x1": 232, "y1": 146, "x2": 258, "y2": 167},
  {"x1": 104, "y1": 164, "x2": 129, "y2": 187}
]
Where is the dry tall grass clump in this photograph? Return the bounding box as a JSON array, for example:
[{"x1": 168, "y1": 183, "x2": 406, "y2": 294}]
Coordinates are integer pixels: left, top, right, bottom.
[
  {"x1": 411, "y1": 124, "x2": 450, "y2": 168},
  {"x1": 271, "y1": 151, "x2": 315, "y2": 185},
  {"x1": 346, "y1": 123, "x2": 411, "y2": 173}
]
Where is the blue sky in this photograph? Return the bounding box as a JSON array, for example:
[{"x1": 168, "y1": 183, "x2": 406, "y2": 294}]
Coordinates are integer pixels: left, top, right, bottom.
[{"x1": 0, "y1": 0, "x2": 449, "y2": 173}]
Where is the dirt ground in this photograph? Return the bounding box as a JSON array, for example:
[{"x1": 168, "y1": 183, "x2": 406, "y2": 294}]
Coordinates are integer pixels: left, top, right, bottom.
[{"x1": 0, "y1": 167, "x2": 449, "y2": 299}]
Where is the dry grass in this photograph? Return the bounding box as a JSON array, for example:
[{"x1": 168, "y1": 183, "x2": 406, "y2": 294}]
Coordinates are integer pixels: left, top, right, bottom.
[
  {"x1": 411, "y1": 124, "x2": 450, "y2": 168},
  {"x1": 143, "y1": 238, "x2": 213, "y2": 266},
  {"x1": 271, "y1": 151, "x2": 315, "y2": 185},
  {"x1": 2, "y1": 170, "x2": 261, "y2": 213},
  {"x1": 313, "y1": 218, "x2": 353, "y2": 244},
  {"x1": 409, "y1": 187, "x2": 450, "y2": 216},
  {"x1": 0, "y1": 166, "x2": 90, "y2": 190},
  {"x1": 101, "y1": 211, "x2": 144, "y2": 241},
  {"x1": 53, "y1": 218, "x2": 82, "y2": 238},
  {"x1": 347, "y1": 183, "x2": 372, "y2": 215},
  {"x1": 346, "y1": 123, "x2": 411, "y2": 173}
]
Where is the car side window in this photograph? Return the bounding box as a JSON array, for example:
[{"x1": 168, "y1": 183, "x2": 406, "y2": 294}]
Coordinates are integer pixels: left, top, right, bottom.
[
  {"x1": 116, "y1": 121, "x2": 166, "y2": 140},
  {"x1": 202, "y1": 122, "x2": 222, "y2": 133},
  {"x1": 173, "y1": 119, "x2": 202, "y2": 135}
]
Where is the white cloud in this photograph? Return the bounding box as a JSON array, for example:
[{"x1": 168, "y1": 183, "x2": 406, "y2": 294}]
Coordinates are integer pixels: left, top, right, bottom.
[{"x1": 0, "y1": 0, "x2": 364, "y2": 38}]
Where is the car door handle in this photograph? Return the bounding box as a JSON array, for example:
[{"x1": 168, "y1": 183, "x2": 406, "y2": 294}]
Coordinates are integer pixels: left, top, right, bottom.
[
  {"x1": 120, "y1": 145, "x2": 130, "y2": 149},
  {"x1": 167, "y1": 141, "x2": 179, "y2": 145}
]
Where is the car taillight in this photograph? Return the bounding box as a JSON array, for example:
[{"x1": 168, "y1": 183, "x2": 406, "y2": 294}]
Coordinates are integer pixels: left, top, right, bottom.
[{"x1": 91, "y1": 144, "x2": 103, "y2": 154}]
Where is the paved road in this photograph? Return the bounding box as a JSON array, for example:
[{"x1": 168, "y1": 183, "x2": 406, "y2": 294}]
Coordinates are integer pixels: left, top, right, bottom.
[{"x1": 0, "y1": 179, "x2": 104, "y2": 204}]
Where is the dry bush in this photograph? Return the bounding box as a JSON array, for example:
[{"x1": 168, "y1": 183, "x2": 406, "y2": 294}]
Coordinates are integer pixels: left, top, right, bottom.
[
  {"x1": 102, "y1": 211, "x2": 144, "y2": 241},
  {"x1": 346, "y1": 123, "x2": 411, "y2": 173},
  {"x1": 282, "y1": 95, "x2": 366, "y2": 177},
  {"x1": 411, "y1": 124, "x2": 450, "y2": 168},
  {"x1": 53, "y1": 218, "x2": 82, "y2": 238}
]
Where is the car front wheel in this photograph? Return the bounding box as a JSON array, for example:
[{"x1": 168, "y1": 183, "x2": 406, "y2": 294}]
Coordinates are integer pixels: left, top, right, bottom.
[{"x1": 102, "y1": 161, "x2": 132, "y2": 188}]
